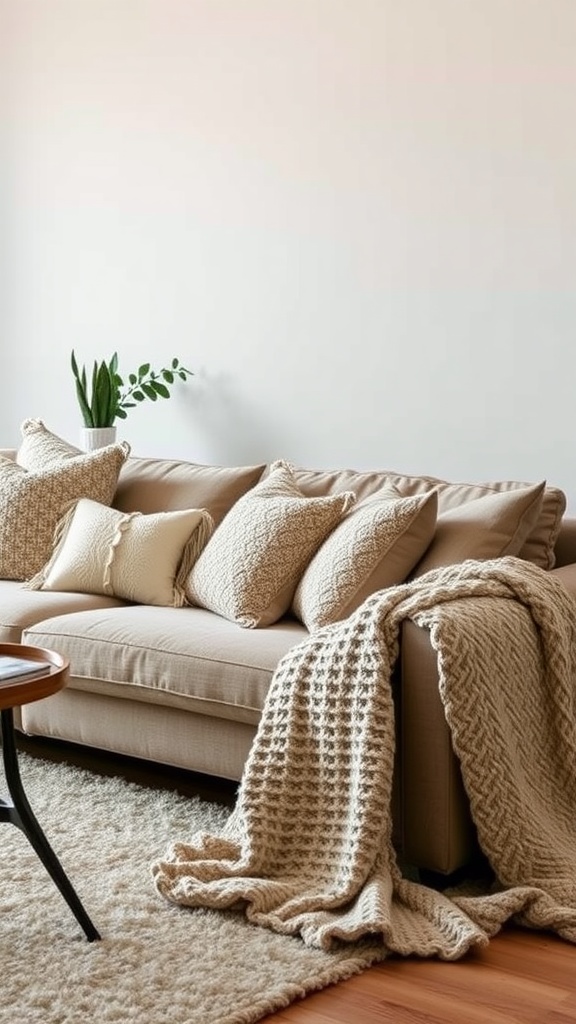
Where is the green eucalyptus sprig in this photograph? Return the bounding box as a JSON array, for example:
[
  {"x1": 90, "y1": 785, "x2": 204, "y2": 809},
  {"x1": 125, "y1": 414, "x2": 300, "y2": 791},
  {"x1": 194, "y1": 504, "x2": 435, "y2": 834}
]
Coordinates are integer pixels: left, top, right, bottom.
[{"x1": 71, "y1": 350, "x2": 194, "y2": 428}]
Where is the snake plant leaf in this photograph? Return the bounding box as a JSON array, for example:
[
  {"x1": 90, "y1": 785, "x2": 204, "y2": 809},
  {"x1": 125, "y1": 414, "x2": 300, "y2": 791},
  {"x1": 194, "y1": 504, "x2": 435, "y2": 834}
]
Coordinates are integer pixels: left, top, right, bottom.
[
  {"x1": 94, "y1": 361, "x2": 114, "y2": 427},
  {"x1": 71, "y1": 351, "x2": 195, "y2": 426}
]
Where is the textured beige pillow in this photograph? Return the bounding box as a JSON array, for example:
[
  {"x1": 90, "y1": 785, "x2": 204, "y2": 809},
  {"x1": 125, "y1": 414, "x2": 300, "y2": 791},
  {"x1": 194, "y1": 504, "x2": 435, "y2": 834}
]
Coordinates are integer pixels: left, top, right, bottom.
[
  {"x1": 0, "y1": 441, "x2": 130, "y2": 581},
  {"x1": 17, "y1": 417, "x2": 84, "y2": 469},
  {"x1": 411, "y1": 481, "x2": 546, "y2": 578},
  {"x1": 28, "y1": 498, "x2": 214, "y2": 607},
  {"x1": 292, "y1": 487, "x2": 438, "y2": 631},
  {"x1": 186, "y1": 460, "x2": 355, "y2": 627}
]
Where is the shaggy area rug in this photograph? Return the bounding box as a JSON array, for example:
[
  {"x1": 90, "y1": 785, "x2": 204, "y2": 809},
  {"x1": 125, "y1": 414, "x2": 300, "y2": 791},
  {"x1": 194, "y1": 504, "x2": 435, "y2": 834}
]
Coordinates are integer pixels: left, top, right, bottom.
[{"x1": 0, "y1": 753, "x2": 386, "y2": 1024}]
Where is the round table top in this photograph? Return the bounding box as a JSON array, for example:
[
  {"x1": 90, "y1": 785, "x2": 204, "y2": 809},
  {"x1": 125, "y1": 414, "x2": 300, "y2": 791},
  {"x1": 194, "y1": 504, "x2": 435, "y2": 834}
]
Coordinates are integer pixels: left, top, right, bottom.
[{"x1": 0, "y1": 643, "x2": 69, "y2": 710}]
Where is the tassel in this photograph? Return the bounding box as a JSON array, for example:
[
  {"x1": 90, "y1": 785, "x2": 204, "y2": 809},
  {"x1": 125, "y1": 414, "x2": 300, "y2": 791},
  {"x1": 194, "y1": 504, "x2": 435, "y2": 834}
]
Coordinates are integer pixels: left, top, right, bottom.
[
  {"x1": 24, "y1": 500, "x2": 79, "y2": 590},
  {"x1": 174, "y1": 510, "x2": 215, "y2": 607}
]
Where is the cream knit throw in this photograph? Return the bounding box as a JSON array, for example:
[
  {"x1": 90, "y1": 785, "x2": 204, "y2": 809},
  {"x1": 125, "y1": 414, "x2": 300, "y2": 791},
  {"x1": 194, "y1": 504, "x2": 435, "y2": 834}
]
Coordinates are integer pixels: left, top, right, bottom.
[{"x1": 152, "y1": 556, "x2": 576, "y2": 959}]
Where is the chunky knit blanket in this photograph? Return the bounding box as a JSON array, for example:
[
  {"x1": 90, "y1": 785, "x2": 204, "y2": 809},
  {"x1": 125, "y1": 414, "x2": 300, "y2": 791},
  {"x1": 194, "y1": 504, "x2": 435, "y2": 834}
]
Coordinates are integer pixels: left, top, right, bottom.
[{"x1": 152, "y1": 557, "x2": 576, "y2": 959}]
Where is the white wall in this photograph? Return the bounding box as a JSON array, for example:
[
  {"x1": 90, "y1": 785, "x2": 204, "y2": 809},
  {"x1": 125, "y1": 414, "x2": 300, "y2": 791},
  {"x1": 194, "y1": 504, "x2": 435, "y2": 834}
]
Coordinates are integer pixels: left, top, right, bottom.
[{"x1": 4, "y1": 0, "x2": 576, "y2": 506}]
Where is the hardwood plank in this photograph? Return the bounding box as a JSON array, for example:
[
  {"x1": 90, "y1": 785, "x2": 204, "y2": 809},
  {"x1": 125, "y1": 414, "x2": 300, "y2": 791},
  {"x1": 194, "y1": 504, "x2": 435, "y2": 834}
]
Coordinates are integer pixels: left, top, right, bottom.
[{"x1": 263, "y1": 929, "x2": 576, "y2": 1023}]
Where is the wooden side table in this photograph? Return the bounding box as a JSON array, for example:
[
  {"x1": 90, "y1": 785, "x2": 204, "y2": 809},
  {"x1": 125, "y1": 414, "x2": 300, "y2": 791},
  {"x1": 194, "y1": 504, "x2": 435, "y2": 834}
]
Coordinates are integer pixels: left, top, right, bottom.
[{"x1": 0, "y1": 642, "x2": 100, "y2": 942}]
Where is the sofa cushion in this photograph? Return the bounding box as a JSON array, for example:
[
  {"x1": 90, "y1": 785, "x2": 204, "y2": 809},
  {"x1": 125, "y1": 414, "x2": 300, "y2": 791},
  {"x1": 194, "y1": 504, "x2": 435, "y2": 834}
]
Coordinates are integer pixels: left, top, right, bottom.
[
  {"x1": 292, "y1": 487, "x2": 438, "y2": 630},
  {"x1": 0, "y1": 579, "x2": 127, "y2": 644},
  {"x1": 0, "y1": 441, "x2": 130, "y2": 582},
  {"x1": 186, "y1": 460, "x2": 356, "y2": 628},
  {"x1": 112, "y1": 456, "x2": 266, "y2": 527},
  {"x1": 17, "y1": 417, "x2": 84, "y2": 468},
  {"x1": 410, "y1": 481, "x2": 546, "y2": 577},
  {"x1": 22, "y1": 604, "x2": 306, "y2": 725},
  {"x1": 291, "y1": 466, "x2": 564, "y2": 570},
  {"x1": 28, "y1": 498, "x2": 214, "y2": 608}
]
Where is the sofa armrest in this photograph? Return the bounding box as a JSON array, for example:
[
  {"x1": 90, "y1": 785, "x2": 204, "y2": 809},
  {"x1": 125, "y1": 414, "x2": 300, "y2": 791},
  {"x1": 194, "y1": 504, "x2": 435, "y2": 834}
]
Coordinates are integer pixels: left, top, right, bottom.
[
  {"x1": 553, "y1": 518, "x2": 576, "y2": 568},
  {"x1": 0, "y1": 449, "x2": 16, "y2": 461},
  {"x1": 549, "y1": 562, "x2": 576, "y2": 601},
  {"x1": 399, "y1": 619, "x2": 480, "y2": 875}
]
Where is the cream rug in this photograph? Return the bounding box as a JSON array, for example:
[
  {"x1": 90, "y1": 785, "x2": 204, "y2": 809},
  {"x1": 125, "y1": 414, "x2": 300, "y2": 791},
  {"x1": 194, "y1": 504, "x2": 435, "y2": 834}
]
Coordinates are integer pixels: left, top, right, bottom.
[{"x1": 0, "y1": 752, "x2": 387, "y2": 1024}]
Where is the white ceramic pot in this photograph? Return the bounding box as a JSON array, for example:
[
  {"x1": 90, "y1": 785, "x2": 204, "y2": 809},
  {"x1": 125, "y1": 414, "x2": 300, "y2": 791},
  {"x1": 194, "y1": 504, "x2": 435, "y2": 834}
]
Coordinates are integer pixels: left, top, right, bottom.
[{"x1": 80, "y1": 426, "x2": 117, "y2": 451}]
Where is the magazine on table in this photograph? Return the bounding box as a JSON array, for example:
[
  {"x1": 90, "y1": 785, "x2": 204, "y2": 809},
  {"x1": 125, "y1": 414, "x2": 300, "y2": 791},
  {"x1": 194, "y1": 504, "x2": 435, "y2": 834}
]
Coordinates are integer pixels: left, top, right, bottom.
[{"x1": 0, "y1": 656, "x2": 51, "y2": 682}]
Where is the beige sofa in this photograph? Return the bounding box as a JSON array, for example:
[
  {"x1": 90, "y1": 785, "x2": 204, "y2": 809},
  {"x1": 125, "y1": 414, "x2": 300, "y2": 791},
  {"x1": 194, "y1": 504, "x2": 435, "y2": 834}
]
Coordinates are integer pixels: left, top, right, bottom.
[{"x1": 1, "y1": 434, "x2": 575, "y2": 878}]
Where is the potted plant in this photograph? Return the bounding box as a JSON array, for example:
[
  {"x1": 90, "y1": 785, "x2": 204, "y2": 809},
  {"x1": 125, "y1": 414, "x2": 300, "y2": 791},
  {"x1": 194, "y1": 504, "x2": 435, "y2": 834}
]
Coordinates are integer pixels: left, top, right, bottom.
[{"x1": 71, "y1": 351, "x2": 194, "y2": 449}]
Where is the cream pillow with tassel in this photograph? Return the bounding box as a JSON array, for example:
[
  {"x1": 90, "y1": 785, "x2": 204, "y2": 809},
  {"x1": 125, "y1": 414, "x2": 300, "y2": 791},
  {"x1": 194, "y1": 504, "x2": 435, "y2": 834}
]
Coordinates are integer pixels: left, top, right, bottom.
[{"x1": 27, "y1": 498, "x2": 214, "y2": 608}]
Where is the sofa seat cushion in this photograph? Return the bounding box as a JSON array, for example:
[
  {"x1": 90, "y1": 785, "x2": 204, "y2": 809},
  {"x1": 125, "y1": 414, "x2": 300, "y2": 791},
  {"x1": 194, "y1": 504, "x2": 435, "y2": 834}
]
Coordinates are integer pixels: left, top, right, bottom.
[
  {"x1": 22, "y1": 605, "x2": 306, "y2": 725},
  {"x1": 0, "y1": 579, "x2": 128, "y2": 644}
]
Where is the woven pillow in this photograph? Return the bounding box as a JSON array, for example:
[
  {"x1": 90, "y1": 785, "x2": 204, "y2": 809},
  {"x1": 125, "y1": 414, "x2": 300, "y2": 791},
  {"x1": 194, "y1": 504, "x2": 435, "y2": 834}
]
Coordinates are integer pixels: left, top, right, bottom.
[
  {"x1": 292, "y1": 487, "x2": 438, "y2": 631},
  {"x1": 186, "y1": 460, "x2": 355, "y2": 627},
  {"x1": 0, "y1": 441, "x2": 130, "y2": 581},
  {"x1": 17, "y1": 418, "x2": 83, "y2": 468},
  {"x1": 27, "y1": 498, "x2": 214, "y2": 607},
  {"x1": 411, "y1": 481, "x2": 546, "y2": 578}
]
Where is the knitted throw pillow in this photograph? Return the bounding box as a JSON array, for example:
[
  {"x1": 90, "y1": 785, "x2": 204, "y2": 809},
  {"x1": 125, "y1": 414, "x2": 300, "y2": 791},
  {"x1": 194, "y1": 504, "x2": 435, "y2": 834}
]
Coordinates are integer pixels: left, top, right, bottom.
[
  {"x1": 28, "y1": 498, "x2": 214, "y2": 607},
  {"x1": 292, "y1": 487, "x2": 438, "y2": 631},
  {"x1": 186, "y1": 460, "x2": 356, "y2": 627},
  {"x1": 16, "y1": 417, "x2": 83, "y2": 469},
  {"x1": 0, "y1": 442, "x2": 130, "y2": 581}
]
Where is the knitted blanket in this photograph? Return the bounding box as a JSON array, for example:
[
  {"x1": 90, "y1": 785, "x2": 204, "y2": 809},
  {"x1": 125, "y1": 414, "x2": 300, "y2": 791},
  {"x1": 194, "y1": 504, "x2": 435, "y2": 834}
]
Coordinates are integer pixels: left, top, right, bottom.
[{"x1": 152, "y1": 557, "x2": 576, "y2": 959}]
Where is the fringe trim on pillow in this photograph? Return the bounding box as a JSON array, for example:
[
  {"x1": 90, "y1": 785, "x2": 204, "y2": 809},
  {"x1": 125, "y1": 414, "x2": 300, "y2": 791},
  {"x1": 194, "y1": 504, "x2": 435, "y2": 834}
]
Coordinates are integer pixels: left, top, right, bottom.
[
  {"x1": 174, "y1": 510, "x2": 215, "y2": 608},
  {"x1": 24, "y1": 500, "x2": 79, "y2": 590},
  {"x1": 104, "y1": 511, "x2": 141, "y2": 595},
  {"x1": 341, "y1": 491, "x2": 356, "y2": 513}
]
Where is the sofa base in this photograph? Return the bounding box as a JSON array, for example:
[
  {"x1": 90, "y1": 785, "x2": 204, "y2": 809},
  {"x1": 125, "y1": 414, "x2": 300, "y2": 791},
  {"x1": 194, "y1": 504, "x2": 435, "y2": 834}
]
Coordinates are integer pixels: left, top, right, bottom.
[
  {"x1": 21, "y1": 688, "x2": 258, "y2": 783},
  {"x1": 21, "y1": 657, "x2": 480, "y2": 876}
]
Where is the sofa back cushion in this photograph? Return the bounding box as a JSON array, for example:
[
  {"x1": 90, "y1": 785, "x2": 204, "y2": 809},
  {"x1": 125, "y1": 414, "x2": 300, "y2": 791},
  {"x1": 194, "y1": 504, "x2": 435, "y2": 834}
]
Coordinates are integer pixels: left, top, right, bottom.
[
  {"x1": 112, "y1": 456, "x2": 266, "y2": 527},
  {"x1": 291, "y1": 467, "x2": 565, "y2": 570}
]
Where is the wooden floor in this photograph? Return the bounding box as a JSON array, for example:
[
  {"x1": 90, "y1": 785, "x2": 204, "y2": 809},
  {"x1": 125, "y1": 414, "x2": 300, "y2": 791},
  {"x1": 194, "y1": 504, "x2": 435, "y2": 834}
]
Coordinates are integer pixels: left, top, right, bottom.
[
  {"x1": 263, "y1": 928, "x2": 576, "y2": 1023},
  {"x1": 18, "y1": 735, "x2": 576, "y2": 1024}
]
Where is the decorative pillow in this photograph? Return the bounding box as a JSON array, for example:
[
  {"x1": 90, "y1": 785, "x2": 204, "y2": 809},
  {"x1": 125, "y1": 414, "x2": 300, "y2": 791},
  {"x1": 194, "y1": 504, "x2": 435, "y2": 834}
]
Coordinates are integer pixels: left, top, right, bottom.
[
  {"x1": 186, "y1": 460, "x2": 356, "y2": 627},
  {"x1": 410, "y1": 481, "x2": 546, "y2": 578},
  {"x1": 292, "y1": 487, "x2": 438, "y2": 631},
  {"x1": 17, "y1": 418, "x2": 83, "y2": 468},
  {"x1": 27, "y1": 498, "x2": 214, "y2": 608},
  {"x1": 0, "y1": 441, "x2": 130, "y2": 581}
]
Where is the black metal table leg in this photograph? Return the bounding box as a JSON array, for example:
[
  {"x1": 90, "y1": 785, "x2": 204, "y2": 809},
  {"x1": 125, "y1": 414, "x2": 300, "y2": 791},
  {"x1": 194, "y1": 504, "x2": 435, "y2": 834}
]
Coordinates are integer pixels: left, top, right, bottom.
[{"x1": 0, "y1": 708, "x2": 100, "y2": 942}]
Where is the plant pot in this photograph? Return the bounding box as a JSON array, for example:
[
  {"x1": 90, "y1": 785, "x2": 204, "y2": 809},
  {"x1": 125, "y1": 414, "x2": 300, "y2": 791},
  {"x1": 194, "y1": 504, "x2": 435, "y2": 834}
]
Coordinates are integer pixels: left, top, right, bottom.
[{"x1": 80, "y1": 426, "x2": 117, "y2": 452}]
